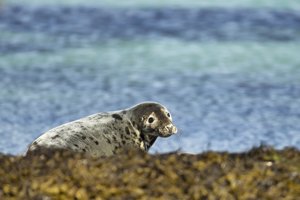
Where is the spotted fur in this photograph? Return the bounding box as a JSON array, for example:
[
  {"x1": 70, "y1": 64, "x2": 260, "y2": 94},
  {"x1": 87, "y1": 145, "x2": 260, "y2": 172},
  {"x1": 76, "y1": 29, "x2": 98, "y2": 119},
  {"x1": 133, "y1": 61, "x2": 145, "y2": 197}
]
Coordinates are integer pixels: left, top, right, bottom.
[{"x1": 26, "y1": 102, "x2": 177, "y2": 157}]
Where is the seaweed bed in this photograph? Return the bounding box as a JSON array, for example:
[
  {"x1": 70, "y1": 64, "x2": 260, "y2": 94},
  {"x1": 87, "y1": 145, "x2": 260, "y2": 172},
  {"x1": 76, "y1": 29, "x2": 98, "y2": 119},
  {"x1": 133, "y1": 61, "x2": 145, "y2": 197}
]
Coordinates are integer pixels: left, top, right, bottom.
[{"x1": 0, "y1": 146, "x2": 299, "y2": 199}]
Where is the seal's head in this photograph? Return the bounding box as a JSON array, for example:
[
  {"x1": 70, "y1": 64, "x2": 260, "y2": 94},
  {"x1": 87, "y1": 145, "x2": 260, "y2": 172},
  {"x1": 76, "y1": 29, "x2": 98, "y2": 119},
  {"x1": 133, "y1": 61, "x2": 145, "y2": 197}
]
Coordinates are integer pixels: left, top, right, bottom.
[{"x1": 129, "y1": 102, "x2": 177, "y2": 137}]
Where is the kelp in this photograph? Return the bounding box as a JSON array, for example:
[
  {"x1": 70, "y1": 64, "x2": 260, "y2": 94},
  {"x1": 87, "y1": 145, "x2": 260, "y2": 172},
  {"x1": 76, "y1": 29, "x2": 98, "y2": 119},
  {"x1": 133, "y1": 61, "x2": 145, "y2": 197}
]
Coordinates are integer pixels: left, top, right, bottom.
[{"x1": 0, "y1": 146, "x2": 299, "y2": 199}]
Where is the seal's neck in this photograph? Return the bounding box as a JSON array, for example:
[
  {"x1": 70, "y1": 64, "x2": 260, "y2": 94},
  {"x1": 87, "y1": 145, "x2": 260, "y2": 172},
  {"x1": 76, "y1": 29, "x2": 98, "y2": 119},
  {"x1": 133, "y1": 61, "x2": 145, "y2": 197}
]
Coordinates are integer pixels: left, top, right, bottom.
[{"x1": 140, "y1": 133, "x2": 157, "y2": 151}]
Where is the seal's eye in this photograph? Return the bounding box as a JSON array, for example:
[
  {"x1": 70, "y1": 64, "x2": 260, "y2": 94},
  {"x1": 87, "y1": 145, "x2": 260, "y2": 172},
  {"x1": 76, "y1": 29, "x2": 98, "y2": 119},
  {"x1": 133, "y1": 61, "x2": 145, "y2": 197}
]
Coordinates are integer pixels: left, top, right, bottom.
[
  {"x1": 167, "y1": 113, "x2": 171, "y2": 118},
  {"x1": 148, "y1": 117, "x2": 155, "y2": 123}
]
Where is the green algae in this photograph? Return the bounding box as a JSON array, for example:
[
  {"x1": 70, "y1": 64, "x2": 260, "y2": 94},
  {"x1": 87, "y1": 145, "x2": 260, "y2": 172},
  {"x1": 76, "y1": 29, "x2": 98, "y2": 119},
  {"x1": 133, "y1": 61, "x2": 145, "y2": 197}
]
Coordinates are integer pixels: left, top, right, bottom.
[{"x1": 0, "y1": 146, "x2": 299, "y2": 199}]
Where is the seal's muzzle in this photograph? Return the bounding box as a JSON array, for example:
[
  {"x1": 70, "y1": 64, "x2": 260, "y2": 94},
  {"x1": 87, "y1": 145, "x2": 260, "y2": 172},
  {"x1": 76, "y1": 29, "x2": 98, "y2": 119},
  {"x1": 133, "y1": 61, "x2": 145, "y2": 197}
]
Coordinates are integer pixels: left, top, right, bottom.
[{"x1": 158, "y1": 124, "x2": 177, "y2": 137}]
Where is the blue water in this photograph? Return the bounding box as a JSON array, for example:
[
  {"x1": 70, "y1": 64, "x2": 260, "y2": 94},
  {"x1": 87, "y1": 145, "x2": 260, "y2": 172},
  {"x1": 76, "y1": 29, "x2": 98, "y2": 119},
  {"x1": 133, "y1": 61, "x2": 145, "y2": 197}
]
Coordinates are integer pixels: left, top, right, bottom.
[
  {"x1": 1, "y1": 5, "x2": 300, "y2": 155},
  {"x1": 1, "y1": 67, "x2": 300, "y2": 155}
]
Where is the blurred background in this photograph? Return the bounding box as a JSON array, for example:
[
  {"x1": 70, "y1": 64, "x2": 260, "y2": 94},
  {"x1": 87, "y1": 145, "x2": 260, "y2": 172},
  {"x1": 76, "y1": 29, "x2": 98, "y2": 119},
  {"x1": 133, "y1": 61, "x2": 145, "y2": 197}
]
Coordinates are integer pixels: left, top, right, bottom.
[{"x1": 1, "y1": 0, "x2": 300, "y2": 155}]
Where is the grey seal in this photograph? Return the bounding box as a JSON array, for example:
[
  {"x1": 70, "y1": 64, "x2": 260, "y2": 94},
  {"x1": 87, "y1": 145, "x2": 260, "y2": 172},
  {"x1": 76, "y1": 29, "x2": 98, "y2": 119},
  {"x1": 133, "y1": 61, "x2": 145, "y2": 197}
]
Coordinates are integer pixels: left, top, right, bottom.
[{"x1": 26, "y1": 102, "x2": 177, "y2": 157}]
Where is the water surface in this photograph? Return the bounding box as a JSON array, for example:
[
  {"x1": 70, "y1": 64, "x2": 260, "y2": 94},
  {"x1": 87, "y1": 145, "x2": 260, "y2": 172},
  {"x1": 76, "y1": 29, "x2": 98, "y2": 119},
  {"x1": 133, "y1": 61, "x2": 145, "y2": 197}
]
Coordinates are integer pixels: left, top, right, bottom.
[{"x1": 1, "y1": 4, "x2": 300, "y2": 155}]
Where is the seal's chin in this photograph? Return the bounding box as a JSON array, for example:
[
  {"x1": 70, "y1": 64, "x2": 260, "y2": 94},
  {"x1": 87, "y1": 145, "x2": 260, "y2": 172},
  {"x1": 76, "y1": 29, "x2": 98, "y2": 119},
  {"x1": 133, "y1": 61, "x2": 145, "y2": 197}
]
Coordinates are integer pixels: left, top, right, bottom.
[{"x1": 158, "y1": 132, "x2": 174, "y2": 138}]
